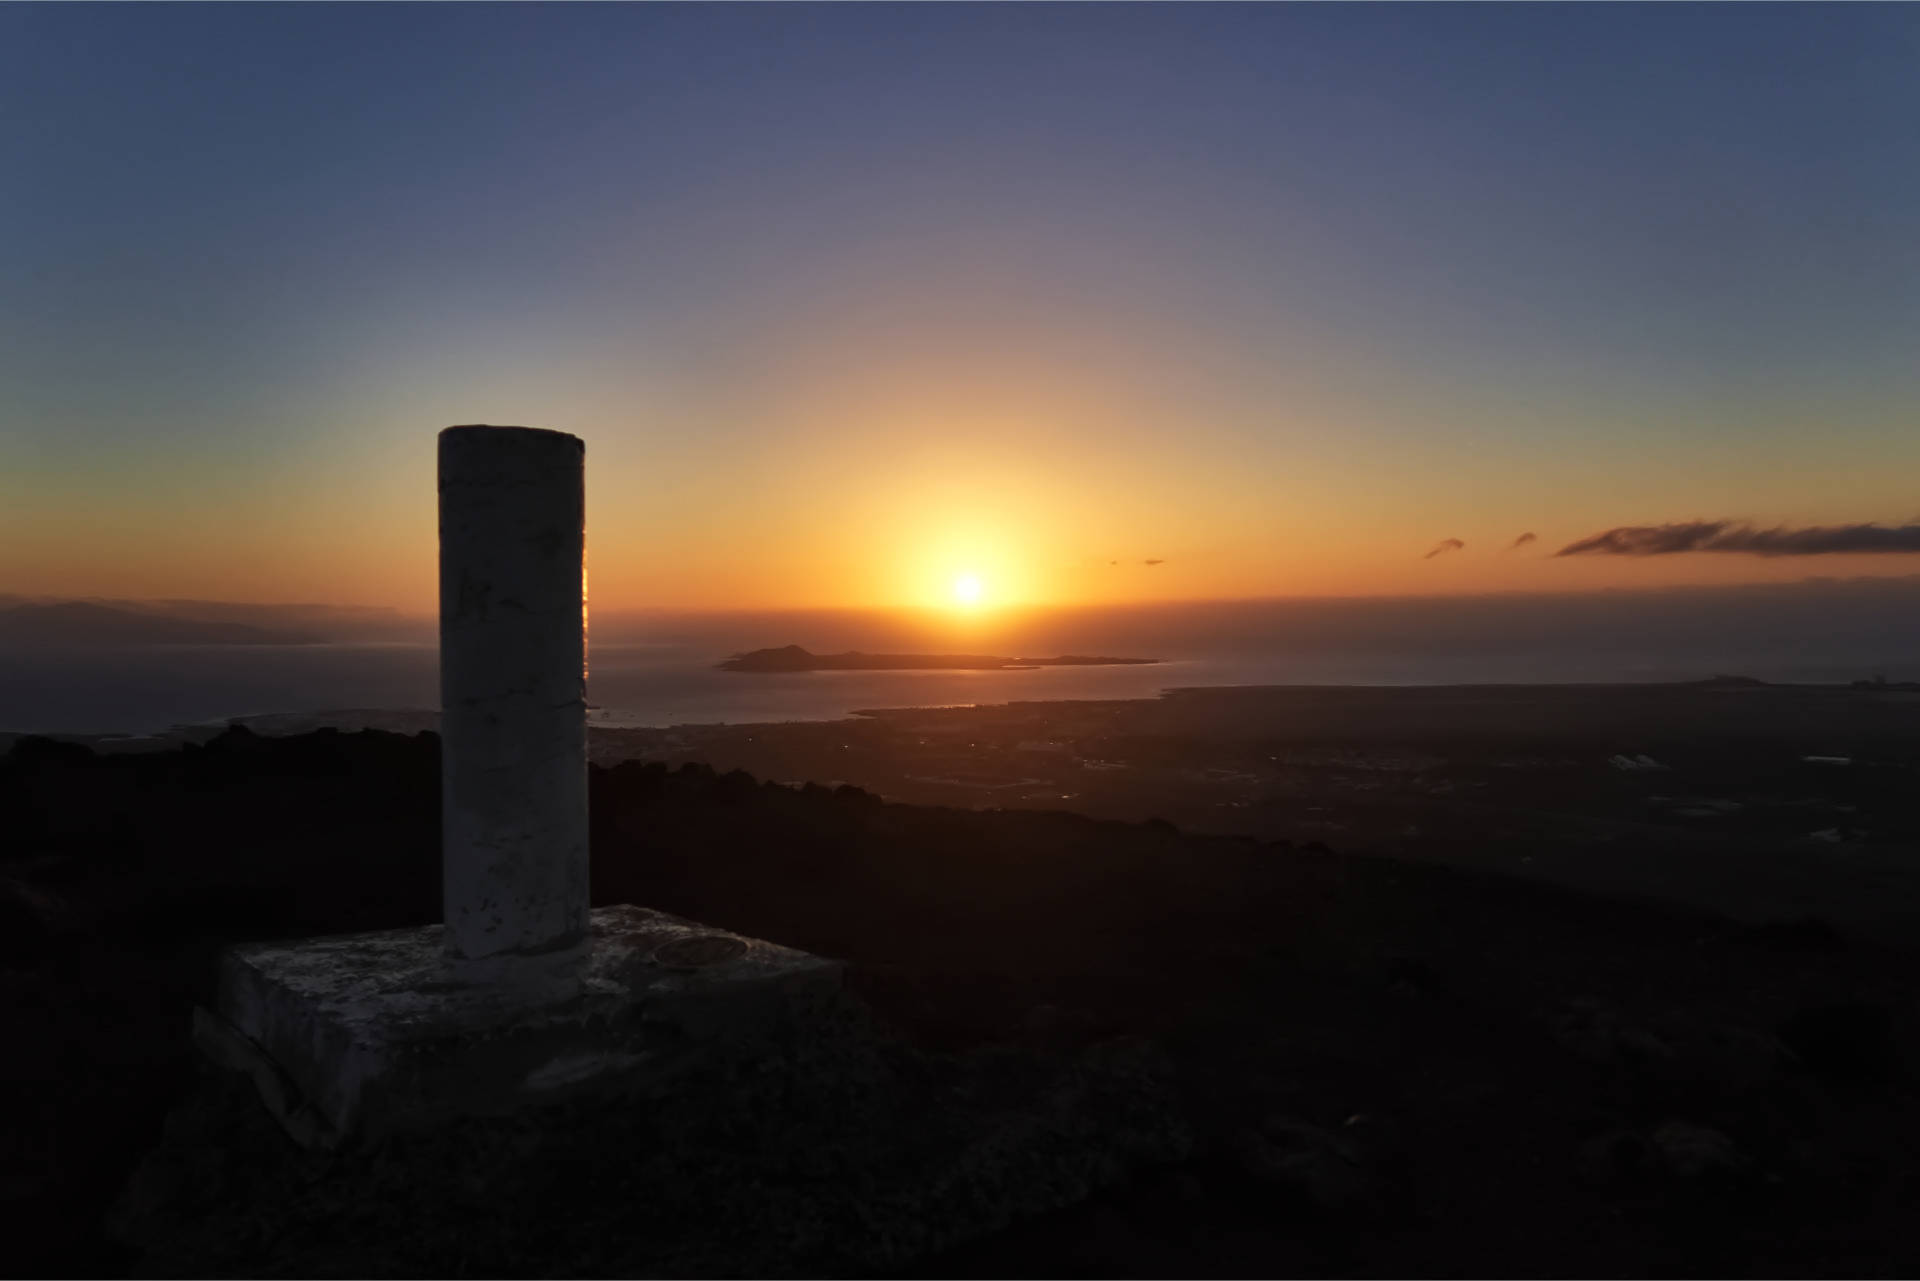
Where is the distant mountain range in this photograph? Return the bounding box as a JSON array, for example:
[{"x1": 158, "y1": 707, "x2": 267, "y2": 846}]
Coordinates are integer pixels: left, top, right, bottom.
[
  {"x1": 0, "y1": 596, "x2": 435, "y2": 648},
  {"x1": 718, "y1": 645, "x2": 1158, "y2": 672},
  {"x1": 0, "y1": 600, "x2": 318, "y2": 647}
]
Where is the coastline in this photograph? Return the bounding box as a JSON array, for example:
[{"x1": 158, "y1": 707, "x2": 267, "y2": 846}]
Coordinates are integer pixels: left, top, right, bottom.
[{"x1": 4, "y1": 674, "x2": 1908, "y2": 750}]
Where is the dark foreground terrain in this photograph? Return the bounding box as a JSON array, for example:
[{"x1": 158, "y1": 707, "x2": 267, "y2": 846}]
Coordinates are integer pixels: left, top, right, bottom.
[
  {"x1": 6, "y1": 722, "x2": 1920, "y2": 1276},
  {"x1": 594, "y1": 681, "x2": 1920, "y2": 938}
]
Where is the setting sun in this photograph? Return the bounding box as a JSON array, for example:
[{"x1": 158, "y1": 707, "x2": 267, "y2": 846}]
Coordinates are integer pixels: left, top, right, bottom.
[{"x1": 952, "y1": 573, "x2": 984, "y2": 607}]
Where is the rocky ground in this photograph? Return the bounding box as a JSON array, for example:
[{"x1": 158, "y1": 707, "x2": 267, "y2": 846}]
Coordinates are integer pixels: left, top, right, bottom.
[{"x1": 5, "y1": 726, "x2": 1919, "y2": 1276}]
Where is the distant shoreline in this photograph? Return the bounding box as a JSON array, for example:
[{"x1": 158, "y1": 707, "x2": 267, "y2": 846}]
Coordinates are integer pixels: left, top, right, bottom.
[{"x1": 10, "y1": 674, "x2": 1912, "y2": 750}]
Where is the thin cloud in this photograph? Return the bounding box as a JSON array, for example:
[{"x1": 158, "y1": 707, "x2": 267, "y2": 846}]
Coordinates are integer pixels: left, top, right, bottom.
[
  {"x1": 1423, "y1": 538, "x2": 1465, "y2": 560},
  {"x1": 1508, "y1": 532, "x2": 1537, "y2": 551},
  {"x1": 1143, "y1": 558, "x2": 1165, "y2": 566},
  {"x1": 1556, "y1": 521, "x2": 1920, "y2": 558}
]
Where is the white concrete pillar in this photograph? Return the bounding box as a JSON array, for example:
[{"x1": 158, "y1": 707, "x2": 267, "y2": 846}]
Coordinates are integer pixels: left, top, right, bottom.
[{"x1": 438, "y1": 425, "x2": 588, "y2": 974}]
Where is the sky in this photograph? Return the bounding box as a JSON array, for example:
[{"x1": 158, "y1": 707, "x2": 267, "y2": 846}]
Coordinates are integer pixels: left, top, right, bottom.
[{"x1": 5, "y1": 4, "x2": 1919, "y2": 615}]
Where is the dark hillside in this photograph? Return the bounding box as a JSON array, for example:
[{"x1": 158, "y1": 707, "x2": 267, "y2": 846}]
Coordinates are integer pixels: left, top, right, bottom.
[{"x1": 5, "y1": 728, "x2": 1918, "y2": 1276}]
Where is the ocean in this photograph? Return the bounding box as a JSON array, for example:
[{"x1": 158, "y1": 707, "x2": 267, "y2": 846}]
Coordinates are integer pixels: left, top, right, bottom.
[
  {"x1": 9, "y1": 579, "x2": 1920, "y2": 734},
  {"x1": 3, "y1": 634, "x2": 1913, "y2": 737}
]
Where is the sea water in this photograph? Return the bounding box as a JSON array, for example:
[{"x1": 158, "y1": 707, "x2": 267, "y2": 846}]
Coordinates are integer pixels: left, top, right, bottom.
[{"x1": 3, "y1": 639, "x2": 1911, "y2": 737}]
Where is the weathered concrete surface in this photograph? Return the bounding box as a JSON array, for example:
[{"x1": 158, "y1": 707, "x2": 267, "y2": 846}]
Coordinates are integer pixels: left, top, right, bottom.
[
  {"x1": 124, "y1": 1029, "x2": 1190, "y2": 1277},
  {"x1": 200, "y1": 905, "x2": 845, "y2": 1147},
  {"x1": 437, "y1": 424, "x2": 588, "y2": 970}
]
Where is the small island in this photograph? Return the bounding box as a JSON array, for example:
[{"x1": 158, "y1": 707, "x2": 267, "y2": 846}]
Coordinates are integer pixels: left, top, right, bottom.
[{"x1": 718, "y1": 645, "x2": 1159, "y2": 673}]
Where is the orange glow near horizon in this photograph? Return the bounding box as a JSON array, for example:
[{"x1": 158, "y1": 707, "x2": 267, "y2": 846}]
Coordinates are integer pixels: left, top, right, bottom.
[
  {"x1": 9, "y1": 203, "x2": 1920, "y2": 617},
  {"x1": 11, "y1": 10, "x2": 1920, "y2": 623},
  {"x1": 12, "y1": 459, "x2": 1920, "y2": 618},
  {"x1": 9, "y1": 323, "x2": 1920, "y2": 616}
]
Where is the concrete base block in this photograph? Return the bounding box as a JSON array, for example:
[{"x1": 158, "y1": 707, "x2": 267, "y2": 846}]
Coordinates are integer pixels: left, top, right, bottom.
[{"x1": 196, "y1": 904, "x2": 844, "y2": 1148}]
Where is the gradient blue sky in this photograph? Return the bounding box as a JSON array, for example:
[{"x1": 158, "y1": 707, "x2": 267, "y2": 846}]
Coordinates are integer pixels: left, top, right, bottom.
[{"x1": 6, "y1": 4, "x2": 1918, "y2": 611}]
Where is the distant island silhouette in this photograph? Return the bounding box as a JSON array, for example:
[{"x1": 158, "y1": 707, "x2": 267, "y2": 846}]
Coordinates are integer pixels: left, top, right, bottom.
[
  {"x1": 0, "y1": 600, "x2": 317, "y2": 648},
  {"x1": 718, "y1": 645, "x2": 1158, "y2": 672}
]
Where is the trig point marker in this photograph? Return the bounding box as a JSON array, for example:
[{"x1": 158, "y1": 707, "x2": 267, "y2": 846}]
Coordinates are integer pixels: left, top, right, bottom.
[
  {"x1": 438, "y1": 425, "x2": 589, "y2": 983},
  {"x1": 195, "y1": 425, "x2": 843, "y2": 1148}
]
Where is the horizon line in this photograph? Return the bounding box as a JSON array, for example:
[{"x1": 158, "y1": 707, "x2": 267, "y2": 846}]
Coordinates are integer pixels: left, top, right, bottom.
[{"x1": 8, "y1": 572, "x2": 1920, "y2": 619}]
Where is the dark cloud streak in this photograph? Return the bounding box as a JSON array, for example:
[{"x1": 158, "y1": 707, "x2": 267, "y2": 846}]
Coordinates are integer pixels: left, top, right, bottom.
[
  {"x1": 1557, "y1": 521, "x2": 1920, "y2": 558},
  {"x1": 1508, "y1": 532, "x2": 1537, "y2": 551},
  {"x1": 1423, "y1": 538, "x2": 1465, "y2": 560}
]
